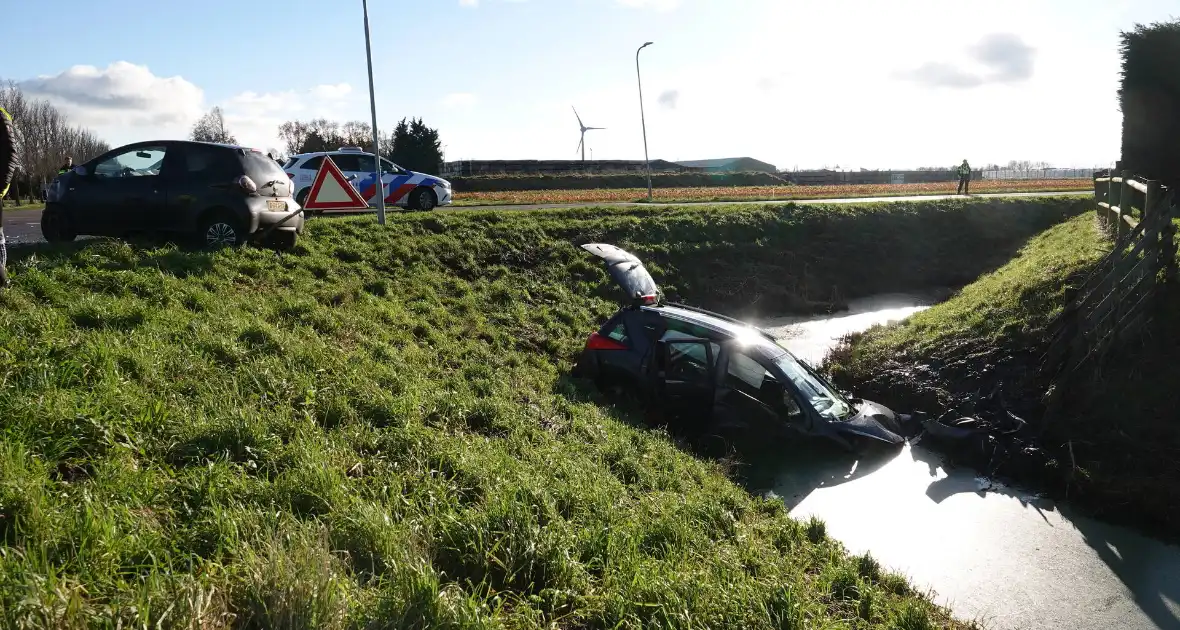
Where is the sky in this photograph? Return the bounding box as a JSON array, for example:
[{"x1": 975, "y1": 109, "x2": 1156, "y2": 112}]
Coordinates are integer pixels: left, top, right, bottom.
[{"x1": 1, "y1": 0, "x2": 1175, "y2": 170}]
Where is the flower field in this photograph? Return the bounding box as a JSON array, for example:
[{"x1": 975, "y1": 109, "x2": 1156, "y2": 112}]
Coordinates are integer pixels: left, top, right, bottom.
[{"x1": 453, "y1": 179, "x2": 1092, "y2": 206}]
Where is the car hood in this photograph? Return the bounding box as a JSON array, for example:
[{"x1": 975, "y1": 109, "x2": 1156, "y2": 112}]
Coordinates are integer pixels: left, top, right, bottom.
[
  {"x1": 829, "y1": 399, "x2": 907, "y2": 445},
  {"x1": 409, "y1": 171, "x2": 449, "y2": 188}
]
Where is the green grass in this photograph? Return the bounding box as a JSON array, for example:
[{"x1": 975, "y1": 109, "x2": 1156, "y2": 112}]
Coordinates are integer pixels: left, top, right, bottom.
[
  {"x1": 827, "y1": 213, "x2": 1107, "y2": 362},
  {"x1": 1, "y1": 201, "x2": 43, "y2": 211},
  {"x1": 0, "y1": 198, "x2": 1085, "y2": 628},
  {"x1": 826, "y1": 212, "x2": 1180, "y2": 540}
]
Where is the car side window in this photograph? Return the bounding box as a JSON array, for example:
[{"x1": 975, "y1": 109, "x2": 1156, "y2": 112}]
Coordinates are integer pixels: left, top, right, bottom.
[
  {"x1": 726, "y1": 350, "x2": 771, "y2": 397},
  {"x1": 94, "y1": 146, "x2": 167, "y2": 179},
  {"x1": 726, "y1": 348, "x2": 803, "y2": 418},
  {"x1": 331, "y1": 154, "x2": 360, "y2": 171},
  {"x1": 664, "y1": 341, "x2": 713, "y2": 384},
  {"x1": 354, "y1": 155, "x2": 376, "y2": 173},
  {"x1": 661, "y1": 329, "x2": 720, "y2": 368},
  {"x1": 301, "y1": 156, "x2": 324, "y2": 171}
]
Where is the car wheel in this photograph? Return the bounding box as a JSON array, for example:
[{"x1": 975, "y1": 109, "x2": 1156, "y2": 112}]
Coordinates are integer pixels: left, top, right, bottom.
[
  {"x1": 411, "y1": 187, "x2": 437, "y2": 211},
  {"x1": 269, "y1": 230, "x2": 297, "y2": 252},
  {"x1": 41, "y1": 205, "x2": 77, "y2": 243},
  {"x1": 199, "y1": 213, "x2": 245, "y2": 249}
]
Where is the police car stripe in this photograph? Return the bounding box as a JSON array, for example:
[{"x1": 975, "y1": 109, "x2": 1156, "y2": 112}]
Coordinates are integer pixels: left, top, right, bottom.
[{"x1": 386, "y1": 173, "x2": 428, "y2": 204}]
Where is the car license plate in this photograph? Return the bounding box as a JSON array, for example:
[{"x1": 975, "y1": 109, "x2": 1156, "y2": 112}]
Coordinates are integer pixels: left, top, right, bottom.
[{"x1": 267, "y1": 199, "x2": 286, "y2": 212}]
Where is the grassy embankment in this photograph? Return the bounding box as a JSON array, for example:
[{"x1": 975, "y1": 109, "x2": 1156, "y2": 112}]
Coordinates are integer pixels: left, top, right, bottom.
[
  {"x1": 450, "y1": 180, "x2": 1092, "y2": 206},
  {"x1": 826, "y1": 212, "x2": 1180, "y2": 541},
  {"x1": 0, "y1": 198, "x2": 1082, "y2": 628},
  {"x1": 1, "y1": 201, "x2": 42, "y2": 211}
]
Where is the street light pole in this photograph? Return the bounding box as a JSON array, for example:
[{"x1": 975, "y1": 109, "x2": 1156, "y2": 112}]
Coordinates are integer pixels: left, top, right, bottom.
[
  {"x1": 362, "y1": 0, "x2": 386, "y2": 225},
  {"x1": 636, "y1": 41, "x2": 654, "y2": 202}
]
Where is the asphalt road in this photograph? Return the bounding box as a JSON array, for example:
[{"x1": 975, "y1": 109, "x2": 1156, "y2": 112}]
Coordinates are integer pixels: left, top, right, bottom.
[{"x1": 1, "y1": 190, "x2": 1091, "y2": 246}]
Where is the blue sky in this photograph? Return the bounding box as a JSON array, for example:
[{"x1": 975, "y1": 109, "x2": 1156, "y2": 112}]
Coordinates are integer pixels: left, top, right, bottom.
[{"x1": 3, "y1": 0, "x2": 1176, "y2": 169}]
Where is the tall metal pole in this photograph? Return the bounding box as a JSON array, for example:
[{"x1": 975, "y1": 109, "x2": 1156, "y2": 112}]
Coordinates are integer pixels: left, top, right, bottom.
[
  {"x1": 636, "y1": 42, "x2": 654, "y2": 202},
  {"x1": 362, "y1": 0, "x2": 386, "y2": 225}
]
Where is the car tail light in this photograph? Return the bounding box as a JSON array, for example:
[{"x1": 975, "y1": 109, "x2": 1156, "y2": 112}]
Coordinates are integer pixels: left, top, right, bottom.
[
  {"x1": 586, "y1": 332, "x2": 628, "y2": 351},
  {"x1": 286, "y1": 172, "x2": 295, "y2": 180},
  {"x1": 237, "y1": 175, "x2": 258, "y2": 193}
]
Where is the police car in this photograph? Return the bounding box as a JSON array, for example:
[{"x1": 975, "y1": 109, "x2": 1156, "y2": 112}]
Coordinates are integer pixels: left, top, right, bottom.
[{"x1": 283, "y1": 147, "x2": 452, "y2": 212}]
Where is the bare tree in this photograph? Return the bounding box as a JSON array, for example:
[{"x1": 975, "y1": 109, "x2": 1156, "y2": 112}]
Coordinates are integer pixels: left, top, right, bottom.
[
  {"x1": 278, "y1": 118, "x2": 375, "y2": 155},
  {"x1": 190, "y1": 107, "x2": 237, "y2": 144},
  {"x1": 0, "y1": 80, "x2": 110, "y2": 203}
]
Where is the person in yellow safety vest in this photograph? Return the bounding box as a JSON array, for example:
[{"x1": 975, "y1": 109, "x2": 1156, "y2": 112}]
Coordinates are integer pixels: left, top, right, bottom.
[
  {"x1": 58, "y1": 156, "x2": 73, "y2": 175},
  {"x1": 956, "y1": 159, "x2": 972, "y2": 195},
  {"x1": 0, "y1": 106, "x2": 18, "y2": 288}
]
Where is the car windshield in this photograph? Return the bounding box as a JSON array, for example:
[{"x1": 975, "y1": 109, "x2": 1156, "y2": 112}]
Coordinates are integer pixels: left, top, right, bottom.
[{"x1": 771, "y1": 350, "x2": 851, "y2": 421}]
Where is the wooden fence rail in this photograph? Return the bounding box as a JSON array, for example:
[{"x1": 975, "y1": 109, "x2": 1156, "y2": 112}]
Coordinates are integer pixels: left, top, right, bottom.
[{"x1": 1042, "y1": 172, "x2": 1177, "y2": 422}]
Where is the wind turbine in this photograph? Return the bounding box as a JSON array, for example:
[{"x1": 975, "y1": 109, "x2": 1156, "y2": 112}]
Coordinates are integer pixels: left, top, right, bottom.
[{"x1": 573, "y1": 106, "x2": 604, "y2": 162}]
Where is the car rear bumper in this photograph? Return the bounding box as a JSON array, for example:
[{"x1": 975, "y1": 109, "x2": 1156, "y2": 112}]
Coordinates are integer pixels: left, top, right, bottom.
[{"x1": 251, "y1": 200, "x2": 305, "y2": 233}]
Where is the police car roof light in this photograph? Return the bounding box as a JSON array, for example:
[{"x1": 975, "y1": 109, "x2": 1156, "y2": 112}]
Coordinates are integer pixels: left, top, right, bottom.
[{"x1": 338, "y1": 147, "x2": 364, "y2": 152}]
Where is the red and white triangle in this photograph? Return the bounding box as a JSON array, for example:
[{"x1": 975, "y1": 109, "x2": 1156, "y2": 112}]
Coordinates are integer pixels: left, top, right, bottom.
[{"x1": 303, "y1": 156, "x2": 371, "y2": 211}]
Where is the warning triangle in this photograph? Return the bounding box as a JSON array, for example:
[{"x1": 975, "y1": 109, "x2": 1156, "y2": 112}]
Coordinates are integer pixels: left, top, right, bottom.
[{"x1": 303, "y1": 155, "x2": 372, "y2": 211}]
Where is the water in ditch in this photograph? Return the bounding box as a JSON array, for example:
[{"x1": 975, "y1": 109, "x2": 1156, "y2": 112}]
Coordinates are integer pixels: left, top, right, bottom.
[{"x1": 754, "y1": 294, "x2": 1180, "y2": 630}]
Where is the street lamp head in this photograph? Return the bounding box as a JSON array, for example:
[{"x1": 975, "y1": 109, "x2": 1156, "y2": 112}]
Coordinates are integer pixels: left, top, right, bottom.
[{"x1": 641, "y1": 41, "x2": 654, "y2": 49}]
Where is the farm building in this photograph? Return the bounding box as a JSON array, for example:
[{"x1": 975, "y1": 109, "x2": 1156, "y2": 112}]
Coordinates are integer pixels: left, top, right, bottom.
[
  {"x1": 674, "y1": 157, "x2": 778, "y2": 173},
  {"x1": 440, "y1": 159, "x2": 696, "y2": 177}
]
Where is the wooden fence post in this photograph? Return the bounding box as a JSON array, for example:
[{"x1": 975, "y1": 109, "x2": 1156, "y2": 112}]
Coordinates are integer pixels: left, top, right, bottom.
[
  {"x1": 1120, "y1": 171, "x2": 1134, "y2": 241},
  {"x1": 1094, "y1": 176, "x2": 1103, "y2": 228},
  {"x1": 1159, "y1": 190, "x2": 1178, "y2": 283}
]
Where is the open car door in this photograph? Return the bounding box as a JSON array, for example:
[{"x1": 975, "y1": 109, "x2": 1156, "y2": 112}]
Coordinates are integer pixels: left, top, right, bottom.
[
  {"x1": 581, "y1": 244, "x2": 660, "y2": 306},
  {"x1": 652, "y1": 336, "x2": 717, "y2": 431}
]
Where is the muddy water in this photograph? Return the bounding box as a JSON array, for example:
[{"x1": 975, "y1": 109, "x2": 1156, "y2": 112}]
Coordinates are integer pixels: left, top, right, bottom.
[{"x1": 757, "y1": 295, "x2": 1180, "y2": 630}]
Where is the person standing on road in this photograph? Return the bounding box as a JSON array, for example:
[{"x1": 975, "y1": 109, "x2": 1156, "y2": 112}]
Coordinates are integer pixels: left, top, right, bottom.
[
  {"x1": 58, "y1": 156, "x2": 73, "y2": 175},
  {"x1": 957, "y1": 159, "x2": 972, "y2": 195},
  {"x1": 0, "y1": 106, "x2": 18, "y2": 288}
]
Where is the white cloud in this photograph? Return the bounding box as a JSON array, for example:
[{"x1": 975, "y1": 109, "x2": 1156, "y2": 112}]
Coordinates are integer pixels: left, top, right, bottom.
[
  {"x1": 441, "y1": 92, "x2": 478, "y2": 110},
  {"x1": 15, "y1": 61, "x2": 358, "y2": 153},
  {"x1": 900, "y1": 33, "x2": 1037, "y2": 89},
  {"x1": 17, "y1": 62, "x2": 205, "y2": 137},
  {"x1": 219, "y1": 84, "x2": 357, "y2": 151},
  {"x1": 657, "y1": 89, "x2": 679, "y2": 110},
  {"x1": 311, "y1": 83, "x2": 352, "y2": 100},
  {"x1": 616, "y1": 0, "x2": 679, "y2": 10}
]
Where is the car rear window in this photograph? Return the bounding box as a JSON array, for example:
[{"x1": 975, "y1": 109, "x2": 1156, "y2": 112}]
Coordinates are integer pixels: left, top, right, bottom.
[
  {"x1": 239, "y1": 150, "x2": 288, "y2": 180},
  {"x1": 282, "y1": 157, "x2": 300, "y2": 169},
  {"x1": 605, "y1": 322, "x2": 630, "y2": 345},
  {"x1": 301, "y1": 156, "x2": 324, "y2": 171}
]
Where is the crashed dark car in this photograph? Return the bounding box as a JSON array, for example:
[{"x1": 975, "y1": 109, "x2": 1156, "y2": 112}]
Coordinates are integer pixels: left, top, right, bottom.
[
  {"x1": 43, "y1": 140, "x2": 303, "y2": 250},
  {"x1": 573, "y1": 243, "x2": 908, "y2": 451}
]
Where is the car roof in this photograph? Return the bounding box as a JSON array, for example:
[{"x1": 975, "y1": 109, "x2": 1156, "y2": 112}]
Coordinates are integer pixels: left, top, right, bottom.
[
  {"x1": 290, "y1": 150, "x2": 386, "y2": 159},
  {"x1": 643, "y1": 304, "x2": 785, "y2": 355},
  {"x1": 129, "y1": 140, "x2": 253, "y2": 151}
]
